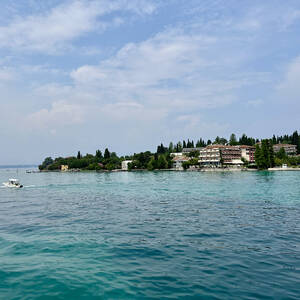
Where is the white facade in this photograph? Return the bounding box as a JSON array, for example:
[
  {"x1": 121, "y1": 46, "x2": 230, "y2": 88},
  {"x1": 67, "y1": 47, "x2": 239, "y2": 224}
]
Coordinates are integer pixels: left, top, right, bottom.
[
  {"x1": 172, "y1": 156, "x2": 189, "y2": 170},
  {"x1": 121, "y1": 160, "x2": 133, "y2": 171},
  {"x1": 171, "y1": 152, "x2": 183, "y2": 156},
  {"x1": 198, "y1": 147, "x2": 221, "y2": 166}
]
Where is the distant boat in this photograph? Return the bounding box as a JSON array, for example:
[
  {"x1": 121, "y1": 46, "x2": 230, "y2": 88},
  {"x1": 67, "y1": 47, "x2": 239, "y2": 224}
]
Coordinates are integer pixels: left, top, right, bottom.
[{"x1": 3, "y1": 179, "x2": 23, "y2": 188}]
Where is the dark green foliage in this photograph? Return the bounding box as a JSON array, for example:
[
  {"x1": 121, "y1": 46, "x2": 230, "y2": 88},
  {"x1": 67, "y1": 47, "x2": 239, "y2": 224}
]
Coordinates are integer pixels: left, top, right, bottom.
[
  {"x1": 157, "y1": 155, "x2": 168, "y2": 169},
  {"x1": 239, "y1": 134, "x2": 256, "y2": 146},
  {"x1": 268, "y1": 141, "x2": 275, "y2": 168},
  {"x1": 104, "y1": 148, "x2": 110, "y2": 159},
  {"x1": 255, "y1": 144, "x2": 263, "y2": 169},
  {"x1": 276, "y1": 147, "x2": 287, "y2": 160},
  {"x1": 196, "y1": 138, "x2": 206, "y2": 147},
  {"x1": 39, "y1": 157, "x2": 54, "y2": 170},
  {"x1": 95, "y1": 150, "x2": 103, "y2": 160},
  {"x1": 175, "y1": 142, "x2": 183, "y2": 152},
  {"x1": 128, "y1": 151, "x2": 153, "y2": 170},
  {"x1": 229, "y1": 133, "x2": 238, "y2": 146},
  {"x1": 255, "y1": 139, "x2": 275, "y2": 169},
  {"x1": 157, "y1": 143, "x2": 167, "y2": 154},
  {"x1": 214, "y1": 136, "x2": 228, "y2": 145},
  {"x1": 147, "y1": 157, "x2": 155, "y2": 171},
  {"x1": 182, "y1": 158, "x2": 199, "y2": 170},
  {"x1": 40, "y1": 147, "x2": 121, "y2": 171},
  {"x1": 187, "y1": 150, "x2": 200, "y2": 158}
]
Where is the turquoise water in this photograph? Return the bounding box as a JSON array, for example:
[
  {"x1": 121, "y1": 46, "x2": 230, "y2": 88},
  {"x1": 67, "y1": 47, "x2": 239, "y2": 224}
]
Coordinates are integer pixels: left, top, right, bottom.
[{"x1": 0, "y1": 169, "x2": 300, "y2": 299}]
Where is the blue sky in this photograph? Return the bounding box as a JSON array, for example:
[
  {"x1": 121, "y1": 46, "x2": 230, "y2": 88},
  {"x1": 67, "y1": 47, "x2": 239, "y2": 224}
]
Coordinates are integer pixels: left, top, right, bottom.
[{"x1": 0, "y1": 0, "x2": 300, "y2": 164}]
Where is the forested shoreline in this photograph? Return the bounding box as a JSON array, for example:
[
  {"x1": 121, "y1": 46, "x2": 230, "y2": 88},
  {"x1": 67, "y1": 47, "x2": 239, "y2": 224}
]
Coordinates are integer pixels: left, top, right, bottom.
[{"x1": 39, "y1": 131, "x2": 300, "y2": 171}]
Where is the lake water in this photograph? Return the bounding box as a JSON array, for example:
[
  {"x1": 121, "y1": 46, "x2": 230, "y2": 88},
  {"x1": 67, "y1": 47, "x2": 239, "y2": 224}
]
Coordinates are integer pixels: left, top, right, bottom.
[{"x1": 0, "y1": 169, "x2": 299, "y2": 299}]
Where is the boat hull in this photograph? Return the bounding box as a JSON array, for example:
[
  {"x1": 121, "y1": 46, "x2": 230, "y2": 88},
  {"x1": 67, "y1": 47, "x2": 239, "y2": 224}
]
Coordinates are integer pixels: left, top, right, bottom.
[{"x1": 3, "y1": 183, "x2": 23, "y2": 188}]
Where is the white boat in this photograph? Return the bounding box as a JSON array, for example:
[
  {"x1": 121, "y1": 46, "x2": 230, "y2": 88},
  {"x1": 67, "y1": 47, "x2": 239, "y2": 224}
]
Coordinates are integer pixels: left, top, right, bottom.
[{"x1": 3, "y1": 178, "x2": 23, "y2": 188}]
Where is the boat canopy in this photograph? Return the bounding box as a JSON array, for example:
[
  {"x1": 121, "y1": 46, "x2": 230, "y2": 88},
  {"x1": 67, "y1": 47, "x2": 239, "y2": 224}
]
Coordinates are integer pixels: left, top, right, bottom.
[{"x1": 9, "y1": 179, "x2": 19, "y2": 183}]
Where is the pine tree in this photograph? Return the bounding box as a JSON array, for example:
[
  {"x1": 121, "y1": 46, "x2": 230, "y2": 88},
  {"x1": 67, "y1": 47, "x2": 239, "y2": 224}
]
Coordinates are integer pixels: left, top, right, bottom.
[{"x1": 77, "y1": 151, "x2": 81, "y2": 159}]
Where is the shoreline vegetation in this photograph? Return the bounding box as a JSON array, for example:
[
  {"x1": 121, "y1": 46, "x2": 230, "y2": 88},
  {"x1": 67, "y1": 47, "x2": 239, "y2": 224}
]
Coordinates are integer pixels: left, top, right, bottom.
[{"x1": 39, "y1": 131, "x2": 300, "y2": 172}]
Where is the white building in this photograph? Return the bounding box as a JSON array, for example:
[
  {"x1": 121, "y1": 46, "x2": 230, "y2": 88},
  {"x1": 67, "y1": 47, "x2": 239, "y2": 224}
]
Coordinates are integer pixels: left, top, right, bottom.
[
  {"x1": 198, "y1": 146, "x2": 221, "y2": 167},
  {"x1": 172, "y1": 156, "x2": 189, "y2": 170},
  {"x1": 121, "y1": 160, "x2": 133, "y2": 171}
]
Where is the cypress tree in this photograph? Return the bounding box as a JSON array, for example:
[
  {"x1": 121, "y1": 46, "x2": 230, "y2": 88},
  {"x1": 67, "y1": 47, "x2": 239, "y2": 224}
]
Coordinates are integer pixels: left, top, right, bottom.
[
  {"x1": 268, "y1": 140, "x2": 275, "y2": 168},
  {"x1": 261, "y1": 140, "x2": 270, "y2": 169},
  {"x1": 255, "y1": 144, "x2": 263, "y2": 169},
  {"x1": 292, "y1": 131, "x2": 300, "y2": 154},
  {"x1": 95, "y1": 150, "x2": 102, "y2": 160},
  {"x1": 229, "y1": 133, "x2": 238, "y2": 146},
  {"x1": 104, "y1": 148, "x2": 110, "y2": 159}
]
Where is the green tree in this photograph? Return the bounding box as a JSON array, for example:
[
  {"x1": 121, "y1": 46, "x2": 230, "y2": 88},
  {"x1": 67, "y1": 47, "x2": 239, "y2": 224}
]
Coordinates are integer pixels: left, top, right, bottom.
[
  {"x1": 229, "y1": 133, "x2": 238, "y2": 145},
  {"x1": 188, "y1": 150, "x2": 200, "y2": 158},
  {"x1": 261, "y1": 140, "x2": 270, "y2": 169},
  {"x1": 104, "y1": 148, "x2": 110, "y2": 159},
  {"x1": 255, "y1": 144, "x2": 264, "y2": 169},
  {"x1": 77, "y1": 151, "x2": 82, "y2": 159},
  {"x1": 95, "y1": 150, "x2": 103, "y2": 160},
  {"x1": 147, "y1": 157, "x2": 155, "y2": 170},
  {"x1": 39, "y1": 157, "x2": 54, "y2": 170},
  {"x1": 157, "y1": 155, "x2": 168, "y2": 169},
  {"x1": 268, "y1": 141, "x2": 275, "y2": 167},
  {"x1": 276, "y1": 147, "x2": 287, "y2": 160}
]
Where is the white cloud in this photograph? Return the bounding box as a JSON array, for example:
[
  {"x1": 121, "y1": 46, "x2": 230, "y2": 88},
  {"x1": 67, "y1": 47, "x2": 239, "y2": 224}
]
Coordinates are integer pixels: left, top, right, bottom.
[
  {"x1": 0, "y1": 0, "x2": 156, "y2": 53},
  {"x1": 69, "y1": 27, "x2": 261, "y2": 115},
  {"x1": 277, "y1": 56, "x2": 300, "y2": 102},
  {"x1": 27, "y1": 101, "x2": 86, "y2": 128}
]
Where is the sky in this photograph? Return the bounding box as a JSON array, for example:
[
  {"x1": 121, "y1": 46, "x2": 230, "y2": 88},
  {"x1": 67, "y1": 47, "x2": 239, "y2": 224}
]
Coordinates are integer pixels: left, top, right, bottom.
[{"x1": 0, "y1": 0, "x2": 300, "y2": 164}]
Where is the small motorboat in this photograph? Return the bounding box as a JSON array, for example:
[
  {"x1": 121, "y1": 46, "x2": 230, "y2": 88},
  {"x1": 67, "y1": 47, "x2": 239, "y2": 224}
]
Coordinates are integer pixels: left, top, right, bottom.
[{"x1": 3, "y1": 178, "x2": 23, "y2": 188}]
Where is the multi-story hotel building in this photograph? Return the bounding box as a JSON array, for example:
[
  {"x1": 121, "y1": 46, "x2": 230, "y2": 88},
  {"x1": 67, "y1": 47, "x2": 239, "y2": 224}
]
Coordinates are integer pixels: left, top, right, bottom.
[
  {"x1": 273, "y1": 144, "x2": 297, "y2": 156},
  {"x1": 198, "y1": 145, "x2": 221, "y2": 166},
  {"x1": 198, "y1": 145, "x2": 255, "y2": 166},
  {"x1": 240, "y1": 145, "x2": 256, "y2": 163}
]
